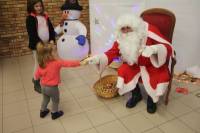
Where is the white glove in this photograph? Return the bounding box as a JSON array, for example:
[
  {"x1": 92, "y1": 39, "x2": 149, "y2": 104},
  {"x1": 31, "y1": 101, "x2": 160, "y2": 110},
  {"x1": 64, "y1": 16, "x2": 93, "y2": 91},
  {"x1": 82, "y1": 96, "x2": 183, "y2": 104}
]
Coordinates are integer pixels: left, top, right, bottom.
[
  {"x1": 142, "y1": 45, "x2": 158, "y2": 57},
  {"x1": 86, "y1": 55, "x2": 100, "y2": 65}
]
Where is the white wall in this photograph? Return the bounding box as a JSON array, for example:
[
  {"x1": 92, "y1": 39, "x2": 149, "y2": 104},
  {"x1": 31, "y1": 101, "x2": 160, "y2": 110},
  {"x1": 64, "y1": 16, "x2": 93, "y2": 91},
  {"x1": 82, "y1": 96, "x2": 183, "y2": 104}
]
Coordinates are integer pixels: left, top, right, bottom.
[
  {"x1": 89, "y1": 0, "x2": 146, "y2": 55},
  {"x1": 89, "y1": 0, "x2": 200, "y2": 73}
]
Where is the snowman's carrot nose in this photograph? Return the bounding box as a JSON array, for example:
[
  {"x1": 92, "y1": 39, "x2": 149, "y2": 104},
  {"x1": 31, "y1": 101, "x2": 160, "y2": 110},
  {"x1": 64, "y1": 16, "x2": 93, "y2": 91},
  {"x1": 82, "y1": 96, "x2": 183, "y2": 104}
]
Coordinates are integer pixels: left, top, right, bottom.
[
  {"x1": 62, "y1": 13, "x2": 68, "y2": 19},
  {"x1": 64, "y1": 13, "x2": 68, "y2": 18}
]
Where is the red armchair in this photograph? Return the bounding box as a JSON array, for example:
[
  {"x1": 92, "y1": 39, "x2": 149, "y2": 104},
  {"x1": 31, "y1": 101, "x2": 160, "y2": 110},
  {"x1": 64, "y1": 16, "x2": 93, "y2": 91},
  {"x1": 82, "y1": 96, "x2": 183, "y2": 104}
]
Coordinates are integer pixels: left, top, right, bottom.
[{"x1": 141, "y1": 8, "x2": 176, "y2": 105}]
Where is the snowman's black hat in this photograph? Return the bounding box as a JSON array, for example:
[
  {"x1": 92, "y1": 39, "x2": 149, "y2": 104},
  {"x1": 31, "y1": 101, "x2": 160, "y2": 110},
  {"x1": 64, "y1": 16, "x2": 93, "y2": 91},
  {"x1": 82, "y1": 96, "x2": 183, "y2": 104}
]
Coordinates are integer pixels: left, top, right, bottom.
[{"x1": 61, "y1": 0, "x2": 83, "y2": 11}]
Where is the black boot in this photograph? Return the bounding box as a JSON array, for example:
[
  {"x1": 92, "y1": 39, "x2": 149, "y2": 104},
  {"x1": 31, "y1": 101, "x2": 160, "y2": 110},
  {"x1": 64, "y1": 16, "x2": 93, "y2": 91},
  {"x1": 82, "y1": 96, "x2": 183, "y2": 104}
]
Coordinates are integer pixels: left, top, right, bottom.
[
  {"x1": 147, "y1": 96, "x2": 157, "y2": 114},
  {"x1": 126, "y1": 84, "x2": 142, "y2": 108},
  {"x1": 51, "y1": 111, "x2": 64, "y2": 120},
  {"x1": 32, "y1": 78, "x2": 42, "y2": 94},
  {"x1": 40, "y1": 109, "x2": 50, "y2": 118}
]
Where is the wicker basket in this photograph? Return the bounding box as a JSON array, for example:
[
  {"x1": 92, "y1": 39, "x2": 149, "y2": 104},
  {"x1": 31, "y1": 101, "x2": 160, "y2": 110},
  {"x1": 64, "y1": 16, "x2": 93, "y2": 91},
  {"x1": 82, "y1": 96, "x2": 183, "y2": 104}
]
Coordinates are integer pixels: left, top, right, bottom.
[{"x1": 93, "y1": 75, "x2": 118, "y2": 98}]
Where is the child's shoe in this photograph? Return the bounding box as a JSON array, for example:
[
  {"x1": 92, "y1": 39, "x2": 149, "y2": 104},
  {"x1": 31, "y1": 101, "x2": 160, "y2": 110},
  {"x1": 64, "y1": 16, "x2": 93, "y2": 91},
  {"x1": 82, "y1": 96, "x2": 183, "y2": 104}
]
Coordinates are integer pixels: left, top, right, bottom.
[
  {"x1": 40, "y1": 109, "x2": 50, "y2": 118},
  {"x1": 51, "y1": 111, "x2": 64, "y2": 120}
]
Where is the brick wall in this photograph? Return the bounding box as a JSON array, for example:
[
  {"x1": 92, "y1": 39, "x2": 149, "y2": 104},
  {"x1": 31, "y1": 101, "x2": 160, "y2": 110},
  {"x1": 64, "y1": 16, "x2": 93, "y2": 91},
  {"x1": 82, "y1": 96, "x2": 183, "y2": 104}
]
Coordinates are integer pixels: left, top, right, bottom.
[{"x1": 0, "y1": 0, "x2": 90, "y2": 57}]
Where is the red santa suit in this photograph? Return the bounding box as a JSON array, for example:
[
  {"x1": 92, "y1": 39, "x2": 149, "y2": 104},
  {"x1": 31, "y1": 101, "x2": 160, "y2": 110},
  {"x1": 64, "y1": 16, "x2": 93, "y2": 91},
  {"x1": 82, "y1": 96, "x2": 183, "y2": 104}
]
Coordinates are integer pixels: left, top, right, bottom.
[{"x1": 98, "y1": 23, "x2": 174, "y2": 102}]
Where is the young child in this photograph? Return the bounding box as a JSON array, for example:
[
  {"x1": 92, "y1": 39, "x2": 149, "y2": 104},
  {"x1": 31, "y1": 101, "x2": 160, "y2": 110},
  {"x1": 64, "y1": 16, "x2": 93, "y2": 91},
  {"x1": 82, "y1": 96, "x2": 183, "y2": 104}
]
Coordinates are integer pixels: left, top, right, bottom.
[
  {"x1": 35, "y1": 42, "x2": 85, "y2": 119},
  {"x1": 26, "y1": 0, "x2": 55, "y2": 93}
]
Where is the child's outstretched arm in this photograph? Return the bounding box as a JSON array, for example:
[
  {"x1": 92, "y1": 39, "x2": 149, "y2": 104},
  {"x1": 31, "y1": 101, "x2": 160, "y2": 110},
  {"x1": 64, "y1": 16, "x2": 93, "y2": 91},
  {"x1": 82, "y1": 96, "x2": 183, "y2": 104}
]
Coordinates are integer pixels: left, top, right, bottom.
[{"x1": 58, "y1": 60, "x2": 80, "y2": 67}]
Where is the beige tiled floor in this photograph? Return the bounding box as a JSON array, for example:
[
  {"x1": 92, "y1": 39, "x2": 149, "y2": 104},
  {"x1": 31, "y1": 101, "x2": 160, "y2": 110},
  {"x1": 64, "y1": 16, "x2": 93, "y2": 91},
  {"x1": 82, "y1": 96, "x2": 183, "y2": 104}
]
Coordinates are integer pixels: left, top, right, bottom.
[{"x1": 0, "y1": 55, "x2": 200, "y2": 133}]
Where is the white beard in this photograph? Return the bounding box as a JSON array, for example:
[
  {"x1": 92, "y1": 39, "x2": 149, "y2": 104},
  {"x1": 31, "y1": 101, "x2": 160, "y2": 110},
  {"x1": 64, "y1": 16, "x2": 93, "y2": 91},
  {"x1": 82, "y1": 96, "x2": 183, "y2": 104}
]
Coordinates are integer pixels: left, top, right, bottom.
[{"x1": 117, "y1": 32, "x2": 142, "y2": 65}]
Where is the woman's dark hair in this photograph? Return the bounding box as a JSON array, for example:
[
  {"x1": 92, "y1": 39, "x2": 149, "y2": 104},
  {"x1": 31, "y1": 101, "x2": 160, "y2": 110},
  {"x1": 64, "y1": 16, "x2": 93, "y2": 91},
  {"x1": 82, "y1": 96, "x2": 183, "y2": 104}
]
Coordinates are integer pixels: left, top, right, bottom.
[{"x1": 27, "y1": 0, "x2": 45, "y2": 14}]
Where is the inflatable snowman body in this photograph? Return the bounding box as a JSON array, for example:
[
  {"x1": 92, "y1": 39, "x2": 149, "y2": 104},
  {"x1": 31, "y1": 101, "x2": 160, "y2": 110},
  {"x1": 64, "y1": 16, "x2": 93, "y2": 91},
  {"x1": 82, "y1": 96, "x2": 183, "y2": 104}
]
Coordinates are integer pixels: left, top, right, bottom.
[{"x1": 55, "y1": 0, "x2": 89, "y2": 60}]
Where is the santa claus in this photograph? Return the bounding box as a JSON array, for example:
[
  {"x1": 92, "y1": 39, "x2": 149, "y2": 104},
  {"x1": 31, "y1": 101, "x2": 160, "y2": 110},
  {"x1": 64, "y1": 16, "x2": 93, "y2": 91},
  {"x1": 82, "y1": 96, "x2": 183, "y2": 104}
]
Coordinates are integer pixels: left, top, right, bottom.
[{"x1": 86, "y1": 14, "x2": 174, "y2": 113}]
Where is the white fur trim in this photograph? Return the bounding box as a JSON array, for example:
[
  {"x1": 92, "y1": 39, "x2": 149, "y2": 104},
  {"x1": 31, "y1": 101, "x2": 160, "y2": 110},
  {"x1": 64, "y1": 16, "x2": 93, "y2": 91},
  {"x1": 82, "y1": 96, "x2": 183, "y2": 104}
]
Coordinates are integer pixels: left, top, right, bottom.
[
  {"x1": 148, "y1": 31, "x2": 170, "y2": 45},
  {"x1": 168, "y1": 57, "x2": 172, "y2": 73},
  {"x1": 116, "y1": 14, "x2": 143, "y2": 31},
  {"x1": 150, "y1": 44, "x2": 167, "y2": 68},
  {"x1": 148, "y1": 30, "x2": 176, "y2": 58},
  {"x1": 156, "y1": 82, "x2": 169, "y2": 96},
  {"x1": 140, "y1": 66, "x2": 169, "y2": 102},
  {"x1": 118, "y1": 73, "x2": 141, "y2": 95},
  {"x1": 116, "y1": 77, "x2": 124, "y2": 90}
]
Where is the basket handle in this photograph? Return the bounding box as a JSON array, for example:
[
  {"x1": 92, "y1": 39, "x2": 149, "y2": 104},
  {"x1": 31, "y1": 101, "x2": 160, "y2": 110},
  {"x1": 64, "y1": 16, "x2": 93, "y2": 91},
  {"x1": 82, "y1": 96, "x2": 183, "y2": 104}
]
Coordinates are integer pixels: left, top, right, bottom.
[
  {"x1": 98, "y1": 66, "x2": 117, "y2": 86},
  {"x1": 99, "y1": 66, "x2": 106, "y2": 85}
]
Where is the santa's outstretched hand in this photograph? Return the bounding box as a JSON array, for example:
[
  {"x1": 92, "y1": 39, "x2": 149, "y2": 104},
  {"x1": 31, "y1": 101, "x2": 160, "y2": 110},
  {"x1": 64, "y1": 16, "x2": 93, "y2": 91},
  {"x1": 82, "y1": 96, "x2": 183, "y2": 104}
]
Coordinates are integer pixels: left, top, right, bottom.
[
  {"x1": 84, "y1": 55, "x2": 100, "y2": 65},
  {"x1": 141, "y1": 45, "x2": 159, "y2": 57},
  {"x1": 85, "y1": 55, "x2": 106, "y2": 75},
  {"x1": 80, "y1": 60, "x2": 88, "y2": 66}
]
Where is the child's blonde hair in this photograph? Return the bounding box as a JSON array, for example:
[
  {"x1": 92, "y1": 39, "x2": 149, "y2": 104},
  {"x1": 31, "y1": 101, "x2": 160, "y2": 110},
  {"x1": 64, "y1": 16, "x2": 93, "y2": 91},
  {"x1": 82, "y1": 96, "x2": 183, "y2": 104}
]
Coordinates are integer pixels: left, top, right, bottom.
[{"x1": 36, "y1": 42, "x2": 55, "y2": 68}]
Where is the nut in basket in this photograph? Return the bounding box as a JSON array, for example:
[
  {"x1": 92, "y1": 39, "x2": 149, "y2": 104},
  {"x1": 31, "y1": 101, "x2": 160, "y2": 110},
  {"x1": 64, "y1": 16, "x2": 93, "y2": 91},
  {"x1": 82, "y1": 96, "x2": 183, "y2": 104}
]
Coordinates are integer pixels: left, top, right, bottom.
[{"x1": 93, "y1": 75, "x2": 118, "y2": 98}]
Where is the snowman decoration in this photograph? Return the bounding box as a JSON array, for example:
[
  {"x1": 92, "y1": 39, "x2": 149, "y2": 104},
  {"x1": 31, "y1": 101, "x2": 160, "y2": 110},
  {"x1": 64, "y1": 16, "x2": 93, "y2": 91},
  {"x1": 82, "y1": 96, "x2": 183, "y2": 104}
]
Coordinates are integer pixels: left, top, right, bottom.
[{"x1": 55, "y1": 0, "x2": 89, "y2": 60}]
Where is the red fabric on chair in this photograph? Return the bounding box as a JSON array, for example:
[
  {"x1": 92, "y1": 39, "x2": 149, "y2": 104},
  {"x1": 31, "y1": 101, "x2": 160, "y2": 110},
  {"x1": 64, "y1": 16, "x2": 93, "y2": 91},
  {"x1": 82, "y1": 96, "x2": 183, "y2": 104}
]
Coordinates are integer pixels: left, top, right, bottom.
[
  {"x1": 141, "y1": 8, "x2": 176, "y2": 43},
  {"x1": 142, "y1": 14, "x2": 173, "y2": 42}
]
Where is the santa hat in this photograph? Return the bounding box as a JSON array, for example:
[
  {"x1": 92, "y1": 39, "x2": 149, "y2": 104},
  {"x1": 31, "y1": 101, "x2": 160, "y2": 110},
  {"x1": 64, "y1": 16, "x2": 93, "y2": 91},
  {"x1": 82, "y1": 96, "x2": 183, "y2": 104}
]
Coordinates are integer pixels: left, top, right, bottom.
[
  {"x1": 116, "y1": 14, "x2": 145, "y2": 31},
  {"x1": 61, "y1": 0, "x2": 83, "y2": 11}
]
